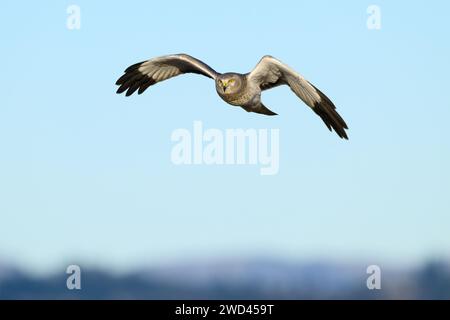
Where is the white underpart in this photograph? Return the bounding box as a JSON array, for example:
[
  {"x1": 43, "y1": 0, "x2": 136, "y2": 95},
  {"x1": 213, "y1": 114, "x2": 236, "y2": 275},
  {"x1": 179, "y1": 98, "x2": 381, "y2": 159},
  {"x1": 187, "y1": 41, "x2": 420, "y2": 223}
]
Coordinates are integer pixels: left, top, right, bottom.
[
  {"x1": 248, "y1": 55, "x2": 322, "y2": 109},
  {"x1": 139, "y1": 63, "x2": 181, "y2": 82}
]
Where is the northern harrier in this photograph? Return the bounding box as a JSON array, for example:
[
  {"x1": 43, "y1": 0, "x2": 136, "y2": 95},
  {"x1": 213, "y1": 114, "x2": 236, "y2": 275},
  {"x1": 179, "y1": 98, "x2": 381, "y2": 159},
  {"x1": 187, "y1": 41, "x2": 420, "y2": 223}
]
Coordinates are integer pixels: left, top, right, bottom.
[{"x1": 116, "y1": 54, "x2": 349, "y2": 139}]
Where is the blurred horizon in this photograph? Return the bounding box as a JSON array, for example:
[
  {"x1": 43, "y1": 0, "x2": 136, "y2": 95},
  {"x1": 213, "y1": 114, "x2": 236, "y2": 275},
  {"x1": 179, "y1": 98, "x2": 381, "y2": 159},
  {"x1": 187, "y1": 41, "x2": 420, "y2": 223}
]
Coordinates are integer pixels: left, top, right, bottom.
[
  {"x1": 1, "y1": 252, "x2": 449, "y2": 278},
  {"x1": 1, "y1": 255, "x2": 449, "y2": 299}
]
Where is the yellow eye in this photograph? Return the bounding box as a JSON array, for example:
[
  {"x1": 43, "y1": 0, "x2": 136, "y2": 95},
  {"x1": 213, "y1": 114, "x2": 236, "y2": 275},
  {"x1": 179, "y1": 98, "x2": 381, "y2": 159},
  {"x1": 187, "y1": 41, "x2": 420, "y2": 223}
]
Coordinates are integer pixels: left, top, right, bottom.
[{"x1": 229, "y1": 79, "x2": 235, "y2": 84}]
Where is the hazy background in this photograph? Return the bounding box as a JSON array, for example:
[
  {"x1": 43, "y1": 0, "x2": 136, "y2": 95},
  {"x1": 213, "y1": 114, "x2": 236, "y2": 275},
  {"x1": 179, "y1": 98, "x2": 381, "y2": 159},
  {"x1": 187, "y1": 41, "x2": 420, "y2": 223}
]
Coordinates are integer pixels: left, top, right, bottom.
[{"x1": 0, "y1": 1, "x2": 449, "y2": 299}]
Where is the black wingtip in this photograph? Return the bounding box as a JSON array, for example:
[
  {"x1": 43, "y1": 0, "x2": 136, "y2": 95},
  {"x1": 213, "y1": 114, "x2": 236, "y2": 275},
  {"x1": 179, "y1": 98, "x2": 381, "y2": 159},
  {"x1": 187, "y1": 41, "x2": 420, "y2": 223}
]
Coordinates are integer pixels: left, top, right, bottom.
[
  {"x1": 312, "y1": 101, "x2": 349, "y2": 140},
  {"x1": 124, "y1": 61, "x2": 146, "y2": 73},
  {"x1": 115, "y1": 61, "x2": 156, "y2": 96},
  {"x1": 116, "y1": 85, "x2": 127, "y2": 94},
  {"x1": 309, "y1": 84, "x2": 349, "y2": 140}
]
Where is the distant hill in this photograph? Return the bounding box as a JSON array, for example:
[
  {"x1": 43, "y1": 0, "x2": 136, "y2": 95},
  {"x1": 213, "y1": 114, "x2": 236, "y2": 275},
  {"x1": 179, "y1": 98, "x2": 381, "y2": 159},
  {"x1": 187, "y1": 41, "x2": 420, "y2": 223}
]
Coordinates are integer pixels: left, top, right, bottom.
[{"x1": 0, "y1": 258, "x2": 449, "y2": 299}]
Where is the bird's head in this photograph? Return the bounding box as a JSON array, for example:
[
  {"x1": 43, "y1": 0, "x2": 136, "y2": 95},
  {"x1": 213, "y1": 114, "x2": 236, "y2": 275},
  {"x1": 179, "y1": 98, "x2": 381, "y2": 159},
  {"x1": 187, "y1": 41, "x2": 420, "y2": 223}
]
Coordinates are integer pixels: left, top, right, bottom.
[{"x1": 216, "y1": 73, "x2": 242, "y2": 94}]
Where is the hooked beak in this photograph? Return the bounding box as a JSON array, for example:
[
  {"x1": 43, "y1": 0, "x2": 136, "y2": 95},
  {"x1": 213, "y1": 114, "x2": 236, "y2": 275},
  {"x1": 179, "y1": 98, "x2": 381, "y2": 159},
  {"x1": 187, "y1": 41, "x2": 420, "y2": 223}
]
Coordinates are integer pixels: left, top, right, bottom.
[{"x1": 221, "y1": 81, "x2": 228, "y2": 93}]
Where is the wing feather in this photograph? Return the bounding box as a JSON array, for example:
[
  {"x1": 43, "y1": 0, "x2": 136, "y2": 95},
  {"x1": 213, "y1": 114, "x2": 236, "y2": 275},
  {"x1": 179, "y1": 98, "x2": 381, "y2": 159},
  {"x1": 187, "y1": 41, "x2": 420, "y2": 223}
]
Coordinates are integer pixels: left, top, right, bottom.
[
  {"x1": 116, "y1": 54, "x2": 219, "y2": 96},
  {"x1": 248, "y1": 56, "x2": 349, "y2": 139}
]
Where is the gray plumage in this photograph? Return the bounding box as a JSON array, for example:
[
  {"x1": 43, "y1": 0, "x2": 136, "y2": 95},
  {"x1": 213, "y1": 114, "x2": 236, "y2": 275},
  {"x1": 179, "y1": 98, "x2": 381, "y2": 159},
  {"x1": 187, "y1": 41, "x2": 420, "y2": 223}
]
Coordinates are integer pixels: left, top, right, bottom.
[{"x1": 116, "y1": 54, "x2": 348, "y2": 139}]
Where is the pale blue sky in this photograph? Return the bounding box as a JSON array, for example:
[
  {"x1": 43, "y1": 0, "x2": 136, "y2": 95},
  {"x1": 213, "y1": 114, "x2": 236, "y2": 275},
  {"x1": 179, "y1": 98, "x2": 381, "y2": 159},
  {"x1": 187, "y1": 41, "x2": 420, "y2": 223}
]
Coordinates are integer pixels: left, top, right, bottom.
[{"x1": 1, "y1": 1, "x2": 449, "y2": 273}]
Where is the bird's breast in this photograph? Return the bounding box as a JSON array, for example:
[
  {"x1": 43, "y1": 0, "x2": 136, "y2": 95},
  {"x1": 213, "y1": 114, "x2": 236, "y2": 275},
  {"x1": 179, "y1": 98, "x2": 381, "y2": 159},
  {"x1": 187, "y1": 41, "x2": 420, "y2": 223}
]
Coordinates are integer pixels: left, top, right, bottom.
[{"x1": 217, "y1": 88, "x2": 255, "y2": 106}]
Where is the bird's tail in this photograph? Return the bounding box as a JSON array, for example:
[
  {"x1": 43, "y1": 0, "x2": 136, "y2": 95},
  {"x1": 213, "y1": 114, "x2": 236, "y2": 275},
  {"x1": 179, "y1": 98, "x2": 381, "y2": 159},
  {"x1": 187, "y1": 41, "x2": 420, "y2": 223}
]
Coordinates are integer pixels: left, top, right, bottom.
[{"x1": 242, "y1": 103, "x2": 278, "y2": 116}]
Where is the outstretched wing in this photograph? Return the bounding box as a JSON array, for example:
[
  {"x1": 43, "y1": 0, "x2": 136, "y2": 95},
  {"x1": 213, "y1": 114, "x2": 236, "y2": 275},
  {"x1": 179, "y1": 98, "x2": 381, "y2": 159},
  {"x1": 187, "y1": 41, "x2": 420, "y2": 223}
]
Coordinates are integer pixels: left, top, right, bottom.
[
  {"x1": 116, "y1": 54, "x2": 219, "y2": 96},
  {"x1": 248, "y1": 55, "x2": 349, "y2": 139}
]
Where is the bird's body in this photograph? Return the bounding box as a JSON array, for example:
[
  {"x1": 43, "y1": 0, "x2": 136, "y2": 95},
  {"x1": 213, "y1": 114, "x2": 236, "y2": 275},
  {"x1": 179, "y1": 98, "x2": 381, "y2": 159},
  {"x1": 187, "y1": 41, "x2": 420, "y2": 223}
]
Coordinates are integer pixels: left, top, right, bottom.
[
  {"x1": 216, "y1": 73, "x2": 252, "y2": 106},
  {"x1": 116, "y1": 54, "x2": 349, "y2": 139}
]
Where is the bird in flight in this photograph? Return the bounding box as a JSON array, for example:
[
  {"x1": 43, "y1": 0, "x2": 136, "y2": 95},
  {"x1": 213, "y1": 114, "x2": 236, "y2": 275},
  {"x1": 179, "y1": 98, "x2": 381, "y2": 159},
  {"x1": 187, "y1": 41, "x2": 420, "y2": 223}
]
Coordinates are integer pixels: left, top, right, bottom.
[{"x1": 116, "y1": 54, "x2": 349, "y2": 139}]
